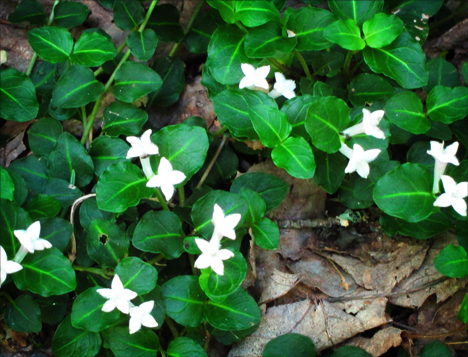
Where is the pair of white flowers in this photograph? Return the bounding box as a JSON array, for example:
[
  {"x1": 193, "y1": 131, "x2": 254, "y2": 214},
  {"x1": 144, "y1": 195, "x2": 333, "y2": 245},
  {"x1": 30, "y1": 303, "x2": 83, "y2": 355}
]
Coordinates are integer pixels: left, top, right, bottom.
[
  {"x1": 97, "y1": 274, "x2": 158, "y2": 334},
  {"x1": 193, "y1": 204, "x2": 241, "y2": 276},
  {"x1": 126, "y1": 129, "x2": 185, "y2": 201}
]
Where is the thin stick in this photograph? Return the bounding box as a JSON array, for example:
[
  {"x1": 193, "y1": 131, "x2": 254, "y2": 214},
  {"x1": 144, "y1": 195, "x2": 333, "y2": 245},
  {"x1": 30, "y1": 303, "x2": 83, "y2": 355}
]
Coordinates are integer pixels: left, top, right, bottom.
[
  {"x1": 68, "y1": 193, "x2": 96, "y2": 263},
  {"x1": 196, "y1": 136, "x2": 226, "y2": 189}
]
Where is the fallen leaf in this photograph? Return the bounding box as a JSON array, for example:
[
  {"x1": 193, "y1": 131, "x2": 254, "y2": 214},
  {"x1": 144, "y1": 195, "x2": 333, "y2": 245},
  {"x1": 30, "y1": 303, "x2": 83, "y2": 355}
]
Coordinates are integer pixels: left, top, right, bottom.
[
  {"x1": 0, "y1": 132, "x2": 26, "y2": 167},
  {"x1": 259, "y1": 269, "x2": 300, "y2": 304},
  {"x1": 345, "y1": 327, "x2": 402, "y2": 357}
]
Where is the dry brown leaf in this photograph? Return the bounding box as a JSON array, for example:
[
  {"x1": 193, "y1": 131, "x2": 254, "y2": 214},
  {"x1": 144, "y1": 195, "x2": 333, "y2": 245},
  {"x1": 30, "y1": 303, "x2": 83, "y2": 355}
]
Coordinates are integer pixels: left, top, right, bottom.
[
  {"x1": 0, "y1": 132, "x2": 26, "y2": 167},
  {"x1": 345, "y1": 327, "x2": 402, "y2": 357},
  {"x1": 258, "y1": 269, "x2": 300, "y2": 304}
]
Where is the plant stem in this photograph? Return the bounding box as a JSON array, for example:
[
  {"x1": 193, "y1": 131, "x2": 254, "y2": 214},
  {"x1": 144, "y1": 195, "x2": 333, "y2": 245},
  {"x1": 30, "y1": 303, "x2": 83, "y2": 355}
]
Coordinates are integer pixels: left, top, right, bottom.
[
  {"x1": 165, "y1": 316, "x2": 179, "y2": 338},
  {"x1": 203, "y1": 322, "x2": 211, "y2": 351},
  {"x1": 267, "y1": 57, "x2": 297, "y2": 78},
  {"x1": 178, "y1": 186, "x2": 185, "y2": 207},
  {"x1": 343, "y1": 50, "x2": 357, "y2": 77},
  {"x1": 169, "y1": 0, "x2": 206, "y2": 57},
  {"x1": 73, "y1": 265, "x2": 113, "y2": 279},
  {"x1": 93, "y1": 40, "x2": 127, "y2": 77},
  {"x1": 154, "y1": 187, "x2": 170, "y2": 211},
  {"x1": 212, "y1": 126, "x2": 228, "y2": 137},
  {"x1": 196, "y1": 136, "x2": 226, "y2": 189},
  {"x1": 293, "y1": 50, "x2": 311, "y2": 79},
  {"x1": 189, "y1": 253, "x2": 197, "y2": 276},
  {"x1": 0, "y1": 292, "x2": 15, "y2": 305},
  {"x1": 159, "y1": 348, "x2": 167, "y2": 357},
  {"x1": 146, "y1": 254, "x2": 164, "y2": 265}
]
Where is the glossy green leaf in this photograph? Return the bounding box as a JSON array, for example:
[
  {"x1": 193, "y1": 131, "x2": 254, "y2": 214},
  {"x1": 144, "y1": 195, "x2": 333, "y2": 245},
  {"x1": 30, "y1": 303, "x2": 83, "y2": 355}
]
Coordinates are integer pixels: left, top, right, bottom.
[
  {"x1": 96, "y1": 162, "x2": 153, "y2": 213},
  {"x1": 197, "y1": 143, "x2": 238, "y2": 187},
  {"x1": 9, "y1": 155, "x2": 49, "y2": 194},
  {"x1": 186, "y1": 11, "x2": 222, "y2": 54},
  {"x1": 26, "y1": 194, "x2": 61, "y2": 220},
  {"x1": 112, "y1": 62, "x2": 162, "y2": 103},
  {"x1": 4, "y1": 295, "x2": 42, "y2": 333},
  {"x1": 251, "y1": 218, "x2": 280, "y2": 250},
  {"x1": 423, "y1": 58, "x2": 461, "y2": 93},
  {"x1": 339, "y1": 175, "x2": 375, "y2": 209},
  {"x1": 263, "y1": 333, "x2": 316, "y2": 357},
  {"x1": 115, "y1": 257, "x2": 158, "y2": 295},
  {"x1": 102, "y1": 101, "x2": 148, "y2": 137},
  {"x1": 48, "y1": 101, "x2": 77, "y2": 121},
  {"x1": 463, "y1": 61, "x2": 468, "y2": 84},
  {"x1": 249, "y1": 105, "x2": 291, "y2": 148},
  {"x1": 238, "y1": 188, "x2": 266, "y2": 224},
  {"x1": 79, "y1": 197, "x2": 115, "y2": 232},
  {"x1": 167, "y1": 337, "x2": 208, "y2": 357},
  {"x1": 0, "y1": 167, "x2": 14, "y2": 201},
  {"x1": 127, "y1": 29, "x2": 158, "y2": 61},
  {"x1": 313, "y1": 151, "x2": 347, "y2": 194},
  {"x1": 31, "y1": 61, "x2": 58, "y2": 94},
  {"x1": 212, "y1": 323, "x2": 259, "y2": 345},
  {"x1": 309, "y1": 51, "x2": 344, "y2": 77},
  {"x1": 363, "y1": 31, "x2": 428, "y2": 89},
  {"x1": 13, "y1": 247, "x2": 76, "y2": 297},
  {"x1": 132, "y1": 286, "x2": 166, "y2": 329},
  {"x1": 0, "y1": 200, "x2": 30, "y2": 258},
  {"x1": 149, "y1": 57, "x2": 185, "y2": 107},
  {"x1": 324, "y1": 19, "x2": 365, "y2": 51},
  {"x1": 147, "y1": 4, "x2": 184, "y2": 43},
  {"x1": 28, "y1": 118, "x2": 63, "y2": 157},
  {"x1": 113, "y1": 0, "x2": 144, "y2": 31},
  {"x1": 47, "y1": 132, "x2": 94, "y2": 187},
  {"x1": 384, "y1": 91, "x2": 430, "y2": 134},
  {"x1": 426, "y1": 85, "x2": 468, "y2": 124},
  {"x1": 52, "y1": 316, "x2": 101, "y2": 357},
  {"x1": 89, "y1": 136, "x2": 129, "y2": 176},
  {"x1": 133, "y1": 210, "x2": 185, "y2": 259},
  {"x1": 28, "y1": 26, "x2": 73, "y2": 63},
  {"x1": 380, "y1": 212, "x2": 452, "y2": 240},
  {"x1": 8, "y1": 0, "x2": 46, "y2": 25},
  {"x1": 305, "y1": 96, "x2": 350, "y2": 153},
  {"x1": 349, "y1": 73, "x2": 394, "y2": 107},
  {"x1": 419, "y1": 341, "x2": 451, "y2": 357},
  {"x1": 281, "y1": 95, "x2": 313, "y2": 139},
  {"x1": 36, "y1": 294, "x2": 68, "y2": 325},
  {"x1": 458, "y1": 293, "x2": 468, "y2": 324},
  {"x1": 374, "y1": 163, "x2": 435, "y2": 222},
  {"x1": 245, "y1": 21, "x2": 297, "y2": 58},
  {"x1": 72, "y1": 32, "x2": 116, "y2": 67},
  {"x1": 0, "y1": 68, "x2": 39, "y2": 122},
  {"x1": 54, "y1": 1, "x2": 90, "y2": 28},
  {"x1": 104, "y1": 327, "x2": 159, "y2": 357},
  {"x1": 6, "y1": 169, "x2": 28, "y2": 206},
  {"x1": 328, "y1": 0, "x2": 383, "y2": 26},
  {"x1": 39, "y1": 217, "x2": 72, "y2": 252},
  {"x1": 162, "y1": 275, "x2": 207, "y2": 327},
  {"x1": 204, "y1": 288, "x2": 261, "y2": 331},
  {"x1": 434, "y1": 245, "x2": 468, "y2": 278},
  {"x1": 363, "y1": 13, "x2": 404, "y2": 48},
  {"x1": 272, "y1": 137, "x2": 315, "y2": 179},
  {"x1": 42, "y1": 178, "x2": 82, "y2": 209},
  {"x1": 206, "y1": 0, "x2": 235, "y2": 23},
  {"x1": 52, "y1": 65, "x2": 104, "y2": 108},
  {"x1": 235, "y1": 1, "x2": 279, "y2": 27},
  {"x1": 331, "y1": 346, "x2": 372, "y2": 357}
]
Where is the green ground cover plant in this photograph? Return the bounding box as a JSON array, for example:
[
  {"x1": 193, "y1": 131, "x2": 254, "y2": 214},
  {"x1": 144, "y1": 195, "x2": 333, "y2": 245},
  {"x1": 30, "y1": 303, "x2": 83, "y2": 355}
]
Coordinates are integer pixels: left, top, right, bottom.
[{"x1": 0, "y1": 0, "x2": 467, "y2": 356}]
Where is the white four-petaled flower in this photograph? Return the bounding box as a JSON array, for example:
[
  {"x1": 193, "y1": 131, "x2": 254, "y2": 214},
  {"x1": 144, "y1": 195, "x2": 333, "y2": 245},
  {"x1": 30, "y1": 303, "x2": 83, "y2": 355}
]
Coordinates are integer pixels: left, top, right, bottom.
[
  {"x1": 269, "y1": 72, "x2": 296, "y2": 100},
  {"x1": 14, "y1": 221, "x2": 52, "y2": 254},
  {"x1": 342, "y1": 109, "x2": 386, "y2": 139},
  {"x1": 0, "y1": 246, "x2": 23, "y2": 287},
  {"x1": 129, "y1": 301, "x2": 158, "y2": 334},
  {"x1": 194, "y1": 238, "x2": 234, "y2": 276},
  {"x1": 239, "y1": 64, "x2": 270, "y2": 90},
  {"x1": 427, "y1": 141, "x2": 459, "y2": 194},
  {"x1": 97, "y1": 274, "x2": 137, "y2": 314},
  {"x1": 126, "y1": 129, "x2": 159, "y2": 159},
  {"x1": 212, "y1": 204, "x2": 241, "y2": 241},
  {"x1": 339, "y1": 143, "x2": 381, "y2": 179},
  {"x1": 146, "y1": 157, "x2": 186, "y2": 201},
  {"x1": 434, "y1": 175, "x2": 468, "y2": 216}
]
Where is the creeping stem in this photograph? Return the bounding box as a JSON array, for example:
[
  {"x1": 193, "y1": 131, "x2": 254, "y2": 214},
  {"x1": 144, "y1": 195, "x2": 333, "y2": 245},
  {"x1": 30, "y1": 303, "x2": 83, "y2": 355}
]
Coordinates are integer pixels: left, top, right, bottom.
[
  {"x1": 343, "y1": 50, "x2": 358, "y2": 77},
  {"x1": 154, "y1": 188, "x2": 170, "y2": 211},
  {"x1": 293, "y1": 50, "x2": 312, "y2": 79},
  {"x1": 196, "y1": 136, "x2": 227, "y2": 189}
]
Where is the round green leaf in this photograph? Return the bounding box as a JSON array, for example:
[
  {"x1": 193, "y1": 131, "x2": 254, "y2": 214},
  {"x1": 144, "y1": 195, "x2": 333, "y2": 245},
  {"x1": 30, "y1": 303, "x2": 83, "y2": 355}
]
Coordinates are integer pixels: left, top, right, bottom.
[
  {"x1": 281, "y1": 95, "x2": 313, "y2": 138},
  {"x1": 26, "y1": 194, "x2": 61, "y2": 220},
  {"x1": 212, "y1": 323, "x2": 259, "y2": 345},
  {"x1": 115, "y1": 257, "x2": 158, "y2": 295},
  {"x1": 72, "y1": 32, "x2": 117, "y2": 67},
  {"x1": 424, "y1": 58, "x2": 461, "y2": 93},
  {"x1": 113, "y1": 0, "x2": 144, "y2": 31},
  {"x1": 349, "y1": 73, "x2": 394, "y2": 107},
  {"x1": 458, "y1": 292, "x2": 468, "y2": 324},
  {"x1": 313, "y1": 151, "x2": 348, "y2": 194},
  {"x1": 250, "y1": 105, "x2": 291, "y2": 148},
  {"x1": 28, "y1": 118, "x2": 63, "y2": 157},
  {"x1": 13, "y1": 247, "x2": 76, "y2": 297},
  {"x1": 272, "y1": 136, "x2": 316, "y2": 179},
  {"x1": 36, "y1": 294, "x2": 68, "y2": 325},
  {"x1": 104, "y1": 326, "x2": 160, "y2": 357},
  {"x1": 9, "y1": 155, "x2": 49, "y2": 194},
  {"x1": 28, "y1": 26, "x2": 73, "y2": 63},
  {"x1": 31, "y1": 61, "x2": 58, "y2": 94},
  {"x1": 339, "y1": 175, "x2": 375, "y2": 209},
  {"x1": 162, "y1": 275, "x2": 207, "y2": 327},
  {"x1": 52, "y1": 316, "x2": 101, "y2": 357},
  {"x1": 102, "y1": 100, "x2": 148, "y2": 137},
  {"x1": 89, "y1": 136, "x2": 129, "y2": 176},
  {"x1": 419, "y1": 341, "x2": 452, "y2": 357},
  {"x1": 235, "y1": 1, "x2": 279, "y2": 27},
  {"x1": 186, "y1": 11, "x2": 223, "y2": 54},
  {"x1": 363, "y1": 13, "x2": 404, "y2": 48},
  {"x1": 4, "y1": 295, "x2": 42, "y2": 333},
  {"x1": 0, "y1": 68, "x2": 39, "y2": 122},
  {"x1": 328, "y1": 0, "x2": 383, "y2": 26},
  {"x1": 434, "y1": 245, "x2": 468, "y2": 278},
  {"x1": 426, "y1": 85, "x2": 468, "y2": 124},
  {"x1": 0, "y1": 200, "x2": 30, "y2": 258},
  {"x1": 5, "y1": 169, "x2": 27, "y2": 206},
  {"x1": 245, "y1": 21, "x2": 297, "y2": 58},
  {"x1": 42, "y1": 178, "x2": 82, "y2": 209},
  {"x1": 147, "y1": 4, "x2": 184, "y2": 43},
  {"x1": 39, "y1": 217, "x2": 72, "y2": 252},
  {"x1": 206, "y1": 0, "x2": 235, "y2": 23},
  {"x1": 324, "y1": 19, "x2": 365, "y2": 51},
  {"x1": 374, "y1": 163, "x2": 435, "y2": 222},
  {"x1": 238, "y1": 188, "x2": 266, "y2": 224},
  {"x1": 127, "y1": 29, "x2": 158, "y2": 61},
  {"x1": 251, "y1": 218, "x2": 280, "y2": 250},
  {"x1": 0, "y1": 167, "x2": 14, "y2": 201},
  {"x1": 79, "y1": 197, "x2": 115, "y2": 231},
  {"x1": 384, "y1": 91, "x2": 430, "y2": 134},
  {"x1": 148, "y1": 57, "x2": 185, "y2": 107},
  {"x1": 380, "y1": 212, "x2": 452, "y2": 240},
  {"x1": 263, "y1": 333, "x2": 316, "y2": 357},
  {"x1": 8, "y1": 0, "x2": 46, "y2": 25},
  {"x1": 167, "y1": 337, "x2": 208, "y2": 357},
  {"x1": 54, "y1": 1, "x2": 90, "y2": 28}
]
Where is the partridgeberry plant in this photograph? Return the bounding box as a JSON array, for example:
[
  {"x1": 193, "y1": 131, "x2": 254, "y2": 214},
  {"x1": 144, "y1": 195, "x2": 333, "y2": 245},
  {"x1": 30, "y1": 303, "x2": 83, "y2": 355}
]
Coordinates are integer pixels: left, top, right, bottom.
[{"x1": 0, "y1": 0, "x2": 468, "y2": 356}]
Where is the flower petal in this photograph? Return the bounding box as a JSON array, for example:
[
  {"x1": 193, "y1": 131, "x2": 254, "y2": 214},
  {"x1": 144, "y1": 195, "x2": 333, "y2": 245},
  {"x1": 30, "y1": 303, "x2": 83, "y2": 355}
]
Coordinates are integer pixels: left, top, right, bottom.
[
  {"x1": 452, "y1": 198, "x2": 467, "y2": 216},
  {"x1": 146, "y1": 175, "x2": 164, "y2": 188},
  {"x1": 139, "y1": 301, "x2": 155, "y2": 314},
  {"x1": 112, "y1": 275, "x2": 124, "y2": 292},
  {"x1": 211, "y1": 258, "x2": 225, "y2": 275},
  {"x1": 256, "y1": 65, "x2": 270, "y2": 80},
  {"x1": 355, "y1": 161, "x2": 371, "y2": 179},
  {"x1": 32, "y1": 238, "x2": 52, "y2": 251},
  {"x1": 217, "y1": 249, "x2": 234, "y2": 261},
  {"x1": 241, "y1": 63, "x2": 255, "y2": 77},
  {"x1": 117, "y1": 299, "x2": 131, "y2": 314},
  {"x1": 441, "y1": 175, "x2": 457, "y2": 194},
  {"x1": 97, "y1": 288, "x2": 114, "y2": 299},
  {"x1": 456, "y1": 182, "x2": 468, "y2": 199},
  {"x1": 169, "y1": 170, "x2": 186, "y2": 185},
  {"x1": 194, "y1": 254, "x2": 211, "y2": 270},
  {"x1": 27, "y1": 221, "x2": 41, "y2": 240},
  {"x1": 4, "y1": 260, "x2": 22, "y2": 274},
  {"x1": 195, "y1": 238, "x2": 211, "y2": 253},
  {"x1": 129, "y1": 316, "x2": 142, "y2": 334},
  {"x1": 14, "y1": 230, "x2": 34, "y2": 253},
  {"x1": 212, "y1": 204, "x2": 224, "y2": 225},
  {"x1": 102, "y1": 300, "x2": 117, "y2": 312},
  {"x1": 239, "y1": 76, "x2": 254, "y2": 89},
  {"x1": 434, "y1": 193, "x2": 453, "y2": 207},
  {"x1": 160, "y1": 183, "x2": 175, "y2": 200},
  {"x1": 158, "y1": 157, "x2": 173, "y2": 175},
  {"x1": 141, "y1": 314, "x2": 158, "y2": 328},
  {"x1": 126, "y1": 146, "x2": 143, "y2": 159},
  {"x1": 123, "y1": 289, "x2": 138, "y2": 301},
  {"x1": 363, "y1": 149, "x2": 381, "y2": 163}
]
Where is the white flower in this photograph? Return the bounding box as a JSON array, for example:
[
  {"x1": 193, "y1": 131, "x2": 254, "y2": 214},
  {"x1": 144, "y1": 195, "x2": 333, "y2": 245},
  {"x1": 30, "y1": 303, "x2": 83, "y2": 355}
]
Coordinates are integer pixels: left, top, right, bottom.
[
  {"x1": 194, "y1": 238, "x2": 234, "y2": 276},
  {"x1": 146, "y1": 157, "x2": 186, "y2": 201},
  {"x1": 126, "y1": 129, "x2": 159, "y2": 159},
  {"x1": 129, "y1": 301, "x2": 158, "y2": 334},
  {"x1": 268, "y1": 72, "x2": 296, "y2": 99},
  {"x1": 339, "y1": 143, "x2": 381, "y2": 179},
  {"x1": 342, "y1": 109, "x2": 385, "y2": 139},
  {"x1": 239, "y1": 63, "x2": 270, "y2": 90},
  {"x1": 286, "y1": 29, "x2": 296, "y2": 38},
  {"x1": 427, "y1": 141, "x2": 459, "y2": 166},
  {"x1": 97, "y1": 274, "x2": 137, "y2": 314},
  {"x1": 0, "y1": 246, "x2": 23, "y2": 287},
  {"x1": 14, "y1": 221, "x2": 52, "y2": 254},
  {"x1": 212, "y1": 204, "x2": 241, "y2": 241},
  {"x1": 434, "y1": 175, "x2": 468, "y2": 216}
]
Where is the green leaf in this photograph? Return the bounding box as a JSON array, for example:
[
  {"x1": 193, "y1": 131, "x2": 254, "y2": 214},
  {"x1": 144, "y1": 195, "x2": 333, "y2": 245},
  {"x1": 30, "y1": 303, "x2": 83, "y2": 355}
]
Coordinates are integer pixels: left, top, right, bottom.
[
  {"x1": 458, "y1": 292, "x2": 468, "y2": 324},
  {"x1": 36, "y1": 294, "x2": 68, "y2": 325},
  {"x1": 47, "y1": 132, "x2": 94, "y2": 187},
  {"x1": 52, "y1": 65, "x2": 104, "y2": 108},
  {"x1": 328, "y1": 0, "x2": 383, "y2": 26},
  {"x1": 213, "y1": 89, "x2": 277, "y2": 140},
  {"x1": 28, "y1": 26, "x2": 73, "y2": 63},
  {"x1": 272, "y1": 137, "x2": 315, "y2": 179},
  {"x1": 167, "y1": 337, "x2": 208, "y2": 357},
  {"x1": 26, "y1": 194, "x2": 61, "y2": 220},
  {"x1": 380, "y1": 212, "x2": 452, "y2": 240},
  {"x1": 86, "y1": 219, "x2": 129, "y2": 268},
  {"x1": 199, "y1": 250, "x2": 247, "y2": 301},
  {"x1": 115, "y1": 257, "x2": 158, "y2": 295},
  {"x1": 238, "y1": 188, "x2": 266, "y2": 224},
  {"x1": 96, "y1": 162, "x2": 153, "y2": 213},
  {"x1": 206, "y1": 0, "x2": 235, "y2": 23},
  {"x1": 152, "y1": 124, "x2": 209, "y2": 182},
  {"x1": 31, "y1": 62, "x2": 58, "y2": 94},
  {"x1": 9, "y1": 155, "x2": 49, "y2": 194},
  {"x1": 384, "y1": 91, "x2": 430, "y2": 134},
  {"x1": 305, "y1": 96, "x2": 350, "y2": 153},
  {"x1": 324, "y1": 19, "x2": 365, "y2": 51},
  {"x1": 251, "y1": 218, "x2": 280, "y2": 250},
  {"x1": 147, "y1": 4, "x2": 184, "y2": 43},
  {"x1": 284, "y1": 7, "x2": 335, "y2": 51},
  {"x1": 374, "y1": 163, "x2": 435, "y2": 222},
  {"x1": 314, "y1": 151, "x2": 348, "y2": 194},
  {"x1": 8, "y1": 0, "x2": 46, "y2": 25},
  {"x1": 280, "y1": 95, "x2": 313, "y2": 139},
  {"x1": 204, "y1": 288, "x2": 261, "y2": 331},
  {"x1": 162, "y1": 275, "x2": 207, "y2": 327},
  {"x1": 363, "y1": 31, "x2": 428, "y2": 89},
  {"x1": 127, "y1": 29, "x2": 158, "y2": 61},
  {"x1": 13, "y1": 247, "x2": 76, "y2": 297},
  {"x1": 79, "y1": 197, "x2": 115, "y2": 232},
  {"x1": 149, "y1": 57, "x2": 186, "y2": 107},
  {"x1": 42, "y1": 178, "x2": 82, "y2": 209},
  {"x1": 0, "y1": 167, "x2": 14, "y2": 201},
  {"x1": 102, "y1": 101, "x2": 148, "y2": 137},
  {"x1": 426, "y1": 85, "x2": 468, "y2": 124},
  {"x1": 212, "y1": 323, "x2": 259, "y2": 345},
  {"x1": 339, "y1": 175, "x2": 375, "y2": 209},
  {"x1": 331, "y1": 346, "x2": 372, "y2": 357},
  {"x1": 231, "y1": 172, "x2": 288, "y2": 213},
  {"x1": 206, "y1": 25, "x2": 249, "y2": 85},
  {"x1": 192, "y1": 190, "x2": 248, "y2": 239},
  {"x1": 0, "y1": 200, "x2": 30, "y2": 258},
  {"x1": 6, "y1": 169, "x2": 28, "y2": 206},
  {"x1": 263, "y1": 333, "x2": 316, "y2": 357},
  {"x1": 186, "y1": 11, "x2": 222, "y2": 54},
  {"x1": 52, "y1": 316, "x2": 101, "y2": 357},
  {"x1": 419, "y1": 341, "x2": 452, "y2": 357},
  {"x1": 197, "y1": 143, "x2": 238, "y2": 187},
  {"x1": 104, "y1": 327, "x2": 160, "y2": 357},
  {"x1": 309, "y1": 51, "x2": 345, "y2": 77},
  {"x1": 4, "y1": 295, "x2": 42, "y2": 333},
  {"x1": 362, "y1": 13, "x2": 404, "y2": 48},
  {"x1": 112, "y1": 62, "x2": 162, "y2": 103},
  {"x1": 245, "y1": 21, "x2": 297, "y2": 58},
  {"x1": 132, "y1": 286, "x2": 166, "y2": 329},
  {"x1": 54, "y1": 1, "x2": 90, "y2": 29},
  {"x1": 349, "y1": 73, "x2": 394, "y2": 107},
  {"x1": 113, "y1": 0, "x2": 144, "y2": 31},
  {"x1": 235, "y1": 1, "x2": 279, "y2": 27},
  {"x1": 48, "y1": 101, "x2": 77, "y2": 121},
  {"x1": 249, "y1": 105, "x2": 291, "y2": 148},
  {"x1": 72, "y1": 32, "x2": 116, "y2": 67},
  {"x1": 434, "y1": 245, "x2": 468, "y2": 278},
  {"x1": 39, "y1": 217, "x2": 73, "y2": 252},
  {"x1": 423, "y1": 58, "x2": 461, "y2": 93},
  {"x1": 463, "y1": 61, "x2": 468, "y2": 85},
  {"x1": 71, "y1": 287, "x2": 121, "y2": 332},
  {"x1": 133, "y1": 210, "x2": 185, "y2": 259},
  {"x1": 28, "y1": 118, "x2": 63, "y2": 157},
  {"x1": 89, "y1": 136, "x2": 129, "y2": 176},
  {"x1": 0, "y1": 68, "x2": 39, "y2": 122}
]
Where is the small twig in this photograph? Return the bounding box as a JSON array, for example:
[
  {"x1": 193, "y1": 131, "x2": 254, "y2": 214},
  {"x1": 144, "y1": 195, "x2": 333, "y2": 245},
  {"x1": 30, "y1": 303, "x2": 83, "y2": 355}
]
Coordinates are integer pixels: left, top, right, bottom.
[
  {"x1": 68, "y1": 193, "x2": 96, "y2": 263},
  {"x1": 196, "y1": 136, "x2": 226, "y2": 189},
  {"x1": 276, "y1": 217, "x2": 343, "y2": 229},
  {"x1": 403, "y1": 325, "x2": 467, "y2": 339},
  {"x1": 73, "y1": 265, "x2": 113, "y2": 279},
  {"x1": 326, "y1": 258, "x2": 349, "y2": 291}
]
